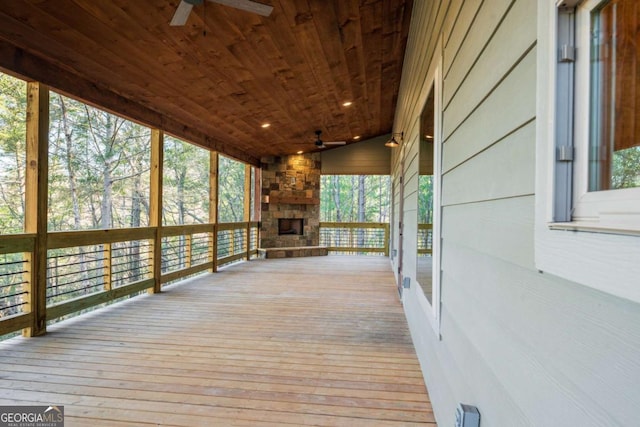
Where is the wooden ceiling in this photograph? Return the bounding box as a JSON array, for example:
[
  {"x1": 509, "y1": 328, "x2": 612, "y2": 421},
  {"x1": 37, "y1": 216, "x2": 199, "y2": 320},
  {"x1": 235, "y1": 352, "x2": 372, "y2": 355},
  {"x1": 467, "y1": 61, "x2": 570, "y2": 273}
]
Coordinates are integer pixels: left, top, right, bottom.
[{"x1": 0, "y1": 0, "x2": 412, "y2": 165}]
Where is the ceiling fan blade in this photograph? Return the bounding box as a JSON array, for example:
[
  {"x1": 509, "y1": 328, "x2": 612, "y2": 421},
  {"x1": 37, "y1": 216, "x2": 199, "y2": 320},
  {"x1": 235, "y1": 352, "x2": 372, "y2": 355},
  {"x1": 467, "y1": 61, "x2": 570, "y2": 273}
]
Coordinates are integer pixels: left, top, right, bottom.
[
  {"x1": 324, "y1": 141, "x2": 347, "y2": 145},
  {"x1": 209, "y1": 0, "x2": 273, "y2": 16},
  {"x1": 170, "y1": 0, "x2": 194, "y2": 26}
]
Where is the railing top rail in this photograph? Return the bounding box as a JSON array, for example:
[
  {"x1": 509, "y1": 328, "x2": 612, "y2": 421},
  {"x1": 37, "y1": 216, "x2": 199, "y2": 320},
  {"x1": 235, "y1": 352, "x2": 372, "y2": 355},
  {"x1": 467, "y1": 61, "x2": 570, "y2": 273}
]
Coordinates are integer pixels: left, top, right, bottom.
[
  {"x1": 320, "y1": 222, "x2": 389, "y2": 229},
  {"x1": 48, "y1": 227, "x2": 156, "y2": 249},
  {"x1": 0, "y1": 234, "x2": 36, "y2": 254},
  {"x1": 217, "y1": 221, "x2": 249, "y2": 231},
  {"x1": 9, "y1": 221, "x2": 260, "y2": 252},
  {"x1": 162, "y1": 223, "x2": 214, "y2": 237}
]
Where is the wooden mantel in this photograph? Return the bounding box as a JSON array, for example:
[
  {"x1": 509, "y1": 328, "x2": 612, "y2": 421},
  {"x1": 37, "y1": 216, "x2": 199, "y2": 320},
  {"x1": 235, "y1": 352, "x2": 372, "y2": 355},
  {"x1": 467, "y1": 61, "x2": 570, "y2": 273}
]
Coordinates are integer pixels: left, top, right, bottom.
[{"x1": 268, "y1": 191, "x2": 319, "y2": 205}]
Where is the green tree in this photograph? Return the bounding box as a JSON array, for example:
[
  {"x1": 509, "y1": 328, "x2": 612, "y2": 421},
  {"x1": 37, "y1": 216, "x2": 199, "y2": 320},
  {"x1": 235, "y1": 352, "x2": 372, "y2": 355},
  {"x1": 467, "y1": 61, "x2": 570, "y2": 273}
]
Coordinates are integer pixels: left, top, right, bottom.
[
  {"x1": 418, "y1": 175, "x2": 433, "y2": 224},
  {"x1": 612, "y1": 147, "x2": 640, "y2": 189},
  {"x1": 0, "y1": 73, "x2": 26, "y2": 234},
  {"x1": 320, "y1": 175, "x2": 390, "y2": 222},
  {"x1": 218, "y1": 155, "x2": 245, "y2": 223},
  {"x1": 49, "y1": 93, "x2": 151, "y2": 231},
  {"x1": 163, "y1": 136, "x2": 209, "y2": 226},
  {"x1": 0, "y1": 73, "x2": 27, "y2": 319}
]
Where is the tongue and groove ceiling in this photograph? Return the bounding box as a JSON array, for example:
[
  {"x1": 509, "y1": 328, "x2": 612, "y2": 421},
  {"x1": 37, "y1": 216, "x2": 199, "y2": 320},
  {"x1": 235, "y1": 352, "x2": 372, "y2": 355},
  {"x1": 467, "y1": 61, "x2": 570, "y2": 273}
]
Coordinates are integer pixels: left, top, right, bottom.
[{"x1": 0, "y1": 0, "x2": 412, "y2": 165}]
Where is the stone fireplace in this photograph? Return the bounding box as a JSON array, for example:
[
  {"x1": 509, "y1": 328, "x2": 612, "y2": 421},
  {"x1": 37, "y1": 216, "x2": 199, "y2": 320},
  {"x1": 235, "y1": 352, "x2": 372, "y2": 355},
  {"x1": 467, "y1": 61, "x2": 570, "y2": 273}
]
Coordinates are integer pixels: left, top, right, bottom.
[{"x1": 260, "y1": 153, "x2": 324, "y2": 253}]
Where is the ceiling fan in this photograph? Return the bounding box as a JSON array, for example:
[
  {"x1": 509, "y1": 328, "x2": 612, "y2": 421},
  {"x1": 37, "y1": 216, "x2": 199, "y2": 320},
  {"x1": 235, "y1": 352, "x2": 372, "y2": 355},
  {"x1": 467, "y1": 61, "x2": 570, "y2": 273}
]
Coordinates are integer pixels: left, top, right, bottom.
[
  {"x1": 314, "y1": 130, "x2": 346, "y2": 149},
  {"x1": 170, "y1": 0, "x2": 273, "y2": 26}
]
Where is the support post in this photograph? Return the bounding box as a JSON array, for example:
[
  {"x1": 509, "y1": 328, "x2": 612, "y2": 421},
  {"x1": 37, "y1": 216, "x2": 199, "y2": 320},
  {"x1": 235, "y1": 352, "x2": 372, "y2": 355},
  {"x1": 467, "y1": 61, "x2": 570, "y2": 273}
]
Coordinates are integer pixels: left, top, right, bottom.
[
  {"x1": 244, "y1": 164, "x2": 252, "y2": 260},
  {"x1": 149, "y1": 129, "x2": 163, "y2": 293},
  {"x1": 23, "y1": 82, "x2": 49, "y2": 337},
  {"x1": 209, "y1": 152, "x2": 219, "y2": 272},
  {"x1": 252, "y1": 167, "x2": 261, "y2": 258},
  {"x1": 384, "y1": 223, "x2": 390, "y2": 257},
  {"x1": 253, "y1": 167, "x2": 261, "y2": 223}
]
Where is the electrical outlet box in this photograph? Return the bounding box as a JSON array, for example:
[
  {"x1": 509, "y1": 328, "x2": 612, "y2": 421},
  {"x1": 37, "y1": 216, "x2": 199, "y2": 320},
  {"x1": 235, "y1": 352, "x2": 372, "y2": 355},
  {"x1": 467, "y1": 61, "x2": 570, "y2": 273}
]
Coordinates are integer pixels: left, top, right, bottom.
[{"x1": 455, "y1": 403, "x2": 480, "y2": 427}]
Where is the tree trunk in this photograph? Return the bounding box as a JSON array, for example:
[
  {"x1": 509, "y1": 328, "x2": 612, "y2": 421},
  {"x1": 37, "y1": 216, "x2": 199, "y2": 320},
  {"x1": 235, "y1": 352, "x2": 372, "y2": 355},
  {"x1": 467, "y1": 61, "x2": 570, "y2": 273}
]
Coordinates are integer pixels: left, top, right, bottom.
[
  {"x1": 177, "y1": 168, "x2": 186, "y2": 268},
  {"x1": 129, "y1": 160, "x2": 143, "y2": 281},
  {"x1": 59, "y1": 95, "x2": 89, "y2": 291},
  {"x1": 58, "y1": 95, "x2": 82, "y2": 229},
  {"x1": 100, "y1": 114, "x2": 114, "y2": 230},
  {"x1": 332, "y1": 175, "x2": 341, "y2": 222},
  {"x1": 331, "y1": 175, "x2": 342, "y2": 248}
]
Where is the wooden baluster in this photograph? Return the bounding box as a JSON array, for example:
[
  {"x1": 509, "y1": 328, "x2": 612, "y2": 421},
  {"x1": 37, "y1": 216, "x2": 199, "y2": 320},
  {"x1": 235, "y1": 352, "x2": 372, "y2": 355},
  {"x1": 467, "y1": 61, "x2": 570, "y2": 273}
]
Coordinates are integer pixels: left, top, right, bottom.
[
  {"x1": 185, "y1": 234, "x2": 192, "y2": 269},
  {"x1": 103, "y1": 243, "x2": 112, "y2": 291},
  {"x1": 253, "y1": 167, "x2": 261, "y2": 258}
]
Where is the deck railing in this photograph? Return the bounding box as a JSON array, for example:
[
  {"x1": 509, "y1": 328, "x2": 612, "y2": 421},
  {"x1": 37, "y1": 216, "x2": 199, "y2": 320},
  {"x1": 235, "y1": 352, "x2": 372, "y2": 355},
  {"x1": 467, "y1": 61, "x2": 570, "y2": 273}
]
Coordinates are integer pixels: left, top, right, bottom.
[
  {"x1": 0, "y1": 234, "x2": 36, "y2": 335},
  {"x1": 319, "y1": 222, "x2": 390, "y2": 256},
  {"x1": 0, "y1": 234, "x2": 33, "y2": 325},
  {"x1": 418, "y1": 223, "x2": 433, "y2": 255},
  {"x1": 0, "y1": 221, "x2": 259, "y2": 338}
]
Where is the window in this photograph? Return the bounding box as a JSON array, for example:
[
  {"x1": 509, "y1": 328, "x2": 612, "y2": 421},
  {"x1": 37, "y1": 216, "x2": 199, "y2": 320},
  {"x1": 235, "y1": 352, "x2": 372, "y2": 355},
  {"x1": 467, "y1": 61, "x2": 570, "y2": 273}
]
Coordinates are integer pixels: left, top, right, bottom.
[
  {"x1": 554, "y1": 0, "x2": 640, "y2": 231},
  {"x1": 411, "y1": 37, "x2": 442, "y2": 334},
  {"x1": 418, "y1": 85, "x2": 435, "y2": 303},
  {"x1": 535, "y1": 0, "x2": 640, "y2": 303},
  {"x1": 588, "y1": 0, "x2": 640, "y2": 192}
]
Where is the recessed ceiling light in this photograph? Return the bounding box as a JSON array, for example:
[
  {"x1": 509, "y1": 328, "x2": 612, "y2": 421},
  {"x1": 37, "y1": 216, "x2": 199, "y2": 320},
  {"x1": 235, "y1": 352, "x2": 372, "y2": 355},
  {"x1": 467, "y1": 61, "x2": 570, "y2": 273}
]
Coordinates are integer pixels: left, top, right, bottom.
[
  {"x1": 296, "y1": 151, "x2": 304, "y2": 154},
  {"x1": 353, "y1": 135, "x2": 361, "y2": 140},
  {"x1": 425, "y1": 134, "x2": 433, "y2": 139},
  {"x1": 342, "y1": 101, "x2": 353, "y2": 107},
  {"x1": 261, "y1": 123, "x2": 271, "y2": 128}
]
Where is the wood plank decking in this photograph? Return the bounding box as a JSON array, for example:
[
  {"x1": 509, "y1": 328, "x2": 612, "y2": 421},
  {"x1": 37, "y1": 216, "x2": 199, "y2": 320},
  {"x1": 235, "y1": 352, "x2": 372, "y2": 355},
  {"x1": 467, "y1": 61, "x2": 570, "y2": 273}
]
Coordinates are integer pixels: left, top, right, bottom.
[{"x1": 0, "y1": 256, "x2": 435, "y2": 426}]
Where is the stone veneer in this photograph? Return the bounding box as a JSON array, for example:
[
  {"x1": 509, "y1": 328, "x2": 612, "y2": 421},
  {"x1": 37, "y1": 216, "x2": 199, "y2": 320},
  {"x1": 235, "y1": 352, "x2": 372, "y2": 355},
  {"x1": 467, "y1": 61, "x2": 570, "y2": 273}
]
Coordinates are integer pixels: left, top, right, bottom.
[{"x1": 260, "y1": 153, "x2": 321, "y2": 248}]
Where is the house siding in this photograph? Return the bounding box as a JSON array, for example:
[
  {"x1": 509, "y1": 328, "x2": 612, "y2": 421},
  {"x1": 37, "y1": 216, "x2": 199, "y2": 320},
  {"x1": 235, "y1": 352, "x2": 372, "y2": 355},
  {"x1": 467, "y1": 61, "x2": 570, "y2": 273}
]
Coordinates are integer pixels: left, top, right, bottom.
[
  {"x1": 321, "y1": 134, "x2": 391, "y2": 175},
  {"x1": 392, "y1": 1, "x2": 640, "y2": 426}
]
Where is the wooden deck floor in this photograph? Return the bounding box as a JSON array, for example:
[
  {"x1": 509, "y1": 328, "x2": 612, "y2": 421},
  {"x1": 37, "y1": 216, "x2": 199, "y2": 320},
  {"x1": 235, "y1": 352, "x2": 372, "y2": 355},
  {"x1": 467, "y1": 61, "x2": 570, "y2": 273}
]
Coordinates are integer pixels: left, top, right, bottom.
[{"x1": 0, "y1": 256, "x2": 435, "y2": 426}]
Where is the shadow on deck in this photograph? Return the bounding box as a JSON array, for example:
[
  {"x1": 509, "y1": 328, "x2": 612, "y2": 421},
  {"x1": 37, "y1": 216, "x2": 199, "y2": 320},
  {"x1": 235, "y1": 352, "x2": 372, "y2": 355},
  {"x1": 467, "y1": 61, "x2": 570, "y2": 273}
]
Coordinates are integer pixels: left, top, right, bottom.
[{"x1": 0, "y1": 256, "x2": 435, "y2": 426}]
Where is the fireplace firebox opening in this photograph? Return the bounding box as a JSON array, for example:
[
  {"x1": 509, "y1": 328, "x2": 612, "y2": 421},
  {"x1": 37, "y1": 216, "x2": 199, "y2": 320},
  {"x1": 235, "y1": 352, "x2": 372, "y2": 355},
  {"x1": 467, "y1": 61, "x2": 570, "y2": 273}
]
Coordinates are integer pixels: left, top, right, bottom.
[{"x1": 278, "y1": 218, "x2": 304, "y2": 236}]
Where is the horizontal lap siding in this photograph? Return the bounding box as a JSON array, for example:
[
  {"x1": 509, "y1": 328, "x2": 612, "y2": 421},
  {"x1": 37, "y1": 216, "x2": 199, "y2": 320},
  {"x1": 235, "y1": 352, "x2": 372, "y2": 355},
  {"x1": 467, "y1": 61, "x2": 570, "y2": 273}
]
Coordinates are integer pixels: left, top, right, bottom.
[
  {"x1": 395, "y1": 0, "x2": 640, "y2": 426},
  {"x1": 441, "y1": 243, "x2": 640, "y2": 426},
  {"x1": 442, "y1": 48, "x2": 536, "y2": 174},
  {"x1": 321, "y1": 135, "x2": 391, "y2": 175}
]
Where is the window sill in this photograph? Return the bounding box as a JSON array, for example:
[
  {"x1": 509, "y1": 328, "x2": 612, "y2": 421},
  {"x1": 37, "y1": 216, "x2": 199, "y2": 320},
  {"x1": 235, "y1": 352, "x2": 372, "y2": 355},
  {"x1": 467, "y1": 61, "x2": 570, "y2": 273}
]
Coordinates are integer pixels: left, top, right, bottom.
[
  {"x1": 549, "y1": 221, "x2": 640, "y2": 237},
  {"x1": 537, "y1": 221, "x2": 640, "y2": 303}
]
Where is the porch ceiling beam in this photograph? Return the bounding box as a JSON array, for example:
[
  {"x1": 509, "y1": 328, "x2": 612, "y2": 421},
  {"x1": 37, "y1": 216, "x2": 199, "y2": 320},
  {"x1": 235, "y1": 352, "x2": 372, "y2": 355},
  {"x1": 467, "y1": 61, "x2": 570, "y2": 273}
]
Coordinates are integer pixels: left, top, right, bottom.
[{"x1": 0, "y1": 41, "x2": 260, "y2": 166}]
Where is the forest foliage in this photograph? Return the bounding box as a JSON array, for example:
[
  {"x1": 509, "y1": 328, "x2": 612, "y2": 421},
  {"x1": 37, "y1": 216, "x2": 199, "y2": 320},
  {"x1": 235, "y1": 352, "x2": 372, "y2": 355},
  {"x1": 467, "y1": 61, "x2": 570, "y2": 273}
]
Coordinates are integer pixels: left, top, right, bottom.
[
  {"x1": 0, "y1": 73, "x2": 248, "y2": 234},
  {"x1": 320, "y1": 175, "x2": 390, "y2": 223}
]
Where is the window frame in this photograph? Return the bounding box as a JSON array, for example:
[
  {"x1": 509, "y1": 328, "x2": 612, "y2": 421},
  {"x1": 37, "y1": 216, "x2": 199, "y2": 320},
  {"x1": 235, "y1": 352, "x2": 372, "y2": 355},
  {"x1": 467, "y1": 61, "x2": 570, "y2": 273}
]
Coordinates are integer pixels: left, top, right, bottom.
[
  {"x1": 569, "y1": 0, "x2": 640, "y2": 230},
  {"x1": 410, "y1": 37, "x2": 443, "y2": 337},
  {"x1": 535, "y1": 0, "x2": 640, "y2": 303}
]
